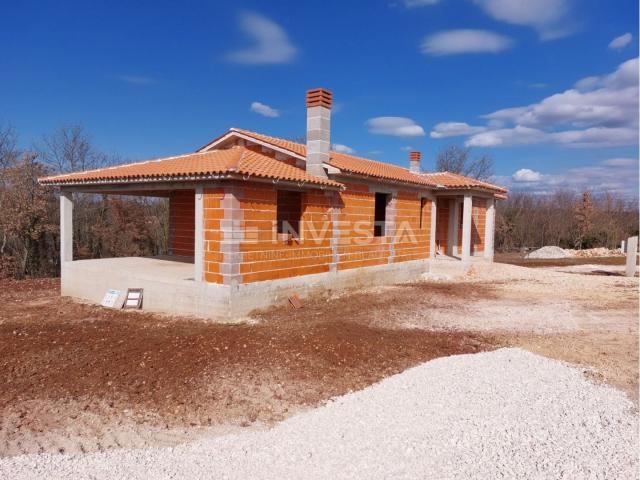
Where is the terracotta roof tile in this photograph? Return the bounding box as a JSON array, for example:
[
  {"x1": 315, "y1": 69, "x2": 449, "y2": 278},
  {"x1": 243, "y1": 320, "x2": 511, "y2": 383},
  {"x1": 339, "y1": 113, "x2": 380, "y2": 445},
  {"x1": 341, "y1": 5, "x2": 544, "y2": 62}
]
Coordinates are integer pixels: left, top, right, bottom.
[
  {"x1": 420, "y1": 171, "x2": 508, "y2": 194},
  {"x1": 39, "y1": 147, "x2": 342, "y2": 188},
  {"x1": 40, "y1": 127, "x2": 507, "y2": 195},
  {"x1": 228, "y1": 128, "x2": 438, "y2": 187}
]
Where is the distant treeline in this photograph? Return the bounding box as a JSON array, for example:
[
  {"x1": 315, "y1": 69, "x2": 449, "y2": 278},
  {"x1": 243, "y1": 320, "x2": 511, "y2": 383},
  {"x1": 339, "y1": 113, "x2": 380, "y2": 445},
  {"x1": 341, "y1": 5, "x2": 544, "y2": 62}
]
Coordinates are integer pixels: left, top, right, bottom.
[
  {"x1": 1, "y1": 124, "x2": 638, "y2": 278},
  {"x1": 0, "y1": 125, "x2": 168, "y2": 278},
  {"x1": 495, "y1": 190, "x2": 639, "y2": 252}
]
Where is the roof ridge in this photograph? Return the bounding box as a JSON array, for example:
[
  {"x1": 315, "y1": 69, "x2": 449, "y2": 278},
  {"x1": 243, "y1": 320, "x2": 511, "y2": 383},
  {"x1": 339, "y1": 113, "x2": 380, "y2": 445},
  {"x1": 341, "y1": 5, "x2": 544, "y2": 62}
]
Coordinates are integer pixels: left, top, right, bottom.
[{"x1": 233, "y1": 127, "x2": 423, "y2": 173}]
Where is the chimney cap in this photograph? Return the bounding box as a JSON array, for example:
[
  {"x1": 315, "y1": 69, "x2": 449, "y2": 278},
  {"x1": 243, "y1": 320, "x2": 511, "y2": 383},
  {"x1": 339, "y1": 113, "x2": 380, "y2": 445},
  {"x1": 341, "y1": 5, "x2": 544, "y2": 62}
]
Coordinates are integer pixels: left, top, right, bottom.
[
  {"x1": 306, "y1": 88, "x2": 332, "y2": 109},
  {"x1": 409, "y1": 151, "x2": 421, "y2": 161}
]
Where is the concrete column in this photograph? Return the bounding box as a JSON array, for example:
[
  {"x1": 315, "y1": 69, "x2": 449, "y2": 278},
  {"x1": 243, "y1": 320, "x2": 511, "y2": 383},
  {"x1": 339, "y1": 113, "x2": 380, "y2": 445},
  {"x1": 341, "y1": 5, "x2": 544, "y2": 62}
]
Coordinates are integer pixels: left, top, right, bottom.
[
  {"x1": 430, "y1": 199, "x2": 437, "y2": 259},
  {"x1": 194, "y1": 186, "x2": 204, "y2": 283},
  {"x1": 386, "y1": 194, "x2": 397, "y2": 263},
  {"x1": 626, "y1": 236, "x2": 638, "y2": 277},
  {"x1": 448, "y1": 199, "x2": 459, "y2": 257},
  {"x1": 461, "y1": 194, "x2": 472, "y2": 262},
  {"x1": 484, "y1": 197, "x2": 495, "y2": 261},
  {"x1": 60, "y1": 190, "x2": 73, "y2": 263},
  {"x1": 220, "y1": 186, "x2": 243, "y2": 286}
]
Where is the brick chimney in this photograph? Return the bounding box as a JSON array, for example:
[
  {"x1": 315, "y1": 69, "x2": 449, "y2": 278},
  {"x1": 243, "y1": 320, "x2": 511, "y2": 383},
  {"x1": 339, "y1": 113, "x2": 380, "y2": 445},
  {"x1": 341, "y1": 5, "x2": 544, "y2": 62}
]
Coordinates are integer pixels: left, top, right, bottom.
[
  {"x1": 409, "y1": 151, "x2": 421, "y2": 173},
  {"x1": 306, "y1": 88, "x2": 332, "y2": 178}
]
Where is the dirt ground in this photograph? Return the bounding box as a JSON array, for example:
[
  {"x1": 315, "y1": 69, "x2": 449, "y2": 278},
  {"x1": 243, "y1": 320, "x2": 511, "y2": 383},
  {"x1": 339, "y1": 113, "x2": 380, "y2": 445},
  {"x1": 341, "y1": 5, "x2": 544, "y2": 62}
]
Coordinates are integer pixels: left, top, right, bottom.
[
  {"x1": 0, "y1": 259, "x2": 637, "y2": 457},
  {"x1": 494, "y1": 252, "x2": 630, "y2": 268}
]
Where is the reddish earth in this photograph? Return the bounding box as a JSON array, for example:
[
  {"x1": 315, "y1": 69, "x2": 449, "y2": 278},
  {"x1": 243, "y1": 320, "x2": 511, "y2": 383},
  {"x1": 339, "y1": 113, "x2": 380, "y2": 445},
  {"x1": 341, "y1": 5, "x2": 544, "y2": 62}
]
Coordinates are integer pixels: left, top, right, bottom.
[
  {"x1": 0, "y1": 278, "x2": 494, "y2": 456},
  {"x1": 2, "y1": 261, "x2": 636, "y2": 456}
]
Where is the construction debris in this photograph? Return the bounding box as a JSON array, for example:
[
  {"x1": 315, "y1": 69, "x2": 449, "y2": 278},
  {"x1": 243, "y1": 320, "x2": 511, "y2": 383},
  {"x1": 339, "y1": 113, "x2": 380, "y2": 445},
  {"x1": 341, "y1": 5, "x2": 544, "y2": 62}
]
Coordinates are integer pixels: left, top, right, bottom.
[{"x1": 527, "y1": 246, "x2": 624, "y2": 259}]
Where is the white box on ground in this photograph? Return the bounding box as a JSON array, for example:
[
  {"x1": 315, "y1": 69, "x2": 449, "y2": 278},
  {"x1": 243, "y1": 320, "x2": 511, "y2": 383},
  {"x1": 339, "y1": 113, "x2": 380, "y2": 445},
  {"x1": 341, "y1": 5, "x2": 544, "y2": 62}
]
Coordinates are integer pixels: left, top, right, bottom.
[{"x1": 100, "y1": 289, "x2": 121, "y2": 308}]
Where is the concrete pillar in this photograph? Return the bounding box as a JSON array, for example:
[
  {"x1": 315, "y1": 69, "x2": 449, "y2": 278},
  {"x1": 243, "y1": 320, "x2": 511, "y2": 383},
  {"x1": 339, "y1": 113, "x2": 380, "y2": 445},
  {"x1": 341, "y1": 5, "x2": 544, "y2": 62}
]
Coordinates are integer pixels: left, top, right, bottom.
[
  {"x1": 461, "y1": 194, "x2": 472, "y2": 262},
  {"x1": 430, "y1": 199, "x2": 437, "y2": 259},
  {"x1": 626, "y1": 236, "x2": 638, "y2": 277},
  {"x1": 194, "y1": 186, "x2": 204, "y2": 283},
  {"x1": 60, "y1": 190, "x2": 73, "y2": 263},
  {"x1": 220, "y1": 186, "x2": 243, "y2": 286},
  {"x1": 484, "y1": 197, "x2": 495, "y2": 261},
  {"x1": 386, "y1": 193, "x2": 397, "y2": 264},
  {"x1": 448, "y1": 199, "x2": 459, "y2": 257}
]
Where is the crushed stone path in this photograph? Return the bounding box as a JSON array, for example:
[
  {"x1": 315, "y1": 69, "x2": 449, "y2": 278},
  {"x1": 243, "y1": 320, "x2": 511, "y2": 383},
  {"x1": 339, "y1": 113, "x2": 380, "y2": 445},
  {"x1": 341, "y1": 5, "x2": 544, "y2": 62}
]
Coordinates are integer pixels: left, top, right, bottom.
[{"x1": 2, "y1": 348, "x2": 637, "y2": 479}]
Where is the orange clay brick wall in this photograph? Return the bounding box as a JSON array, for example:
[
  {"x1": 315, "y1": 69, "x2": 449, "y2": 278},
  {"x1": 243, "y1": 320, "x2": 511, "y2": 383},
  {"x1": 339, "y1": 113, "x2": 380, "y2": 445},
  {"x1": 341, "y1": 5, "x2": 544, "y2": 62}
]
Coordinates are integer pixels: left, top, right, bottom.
[
  {"x1": 471, "y1": 197, "x2": 487, "y2": 254},
  {"x1": 238, "y1": 183, "x2": 333, "y2": 283},
  {"x1": 335, "y1": 183, "x2": 392, "y2": 271},
  {"x1": 202, "y1": 187, "x2": 225, "y2": 283},
  {"x1": 393, "y1": 191, "x2": 431, "y2": 263},
  {"x1": 435, "y1": 198, "x2": 450, "y2": 254},
  {"x1": 169, "y1": 189, "x2": 195, "y2": 257},
  {"x1": 200, "y1": 181, "x2": 434, "y2": 284}
]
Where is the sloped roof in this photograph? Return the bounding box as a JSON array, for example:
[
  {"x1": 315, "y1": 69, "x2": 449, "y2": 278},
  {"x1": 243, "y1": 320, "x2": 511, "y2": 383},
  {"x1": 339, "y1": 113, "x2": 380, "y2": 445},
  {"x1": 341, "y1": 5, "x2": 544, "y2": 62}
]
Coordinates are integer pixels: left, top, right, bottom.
[
  {"x1": 421, "y1": 171, "x2": 508, "y2": 194},
  {"x1": 223, "y1": 128, "x2": 439, "y2": 188},
  {"x1": 40, "y1": 127, "x2": 507, "y2": 195},
  {"x1": 38, "y1": 146, "x2": 342, "y2": 188}
]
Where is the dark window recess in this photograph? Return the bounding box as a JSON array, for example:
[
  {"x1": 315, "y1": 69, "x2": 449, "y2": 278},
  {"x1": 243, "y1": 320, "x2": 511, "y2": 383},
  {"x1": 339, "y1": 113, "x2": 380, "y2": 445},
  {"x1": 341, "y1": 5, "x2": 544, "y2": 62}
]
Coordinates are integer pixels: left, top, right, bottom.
[
  {"x1": 420, "y1": 198, "x2": 428, "y2": 229},
  {"x1": 374, "y1": 192, "x2": 389, "y2": 237},
  {"x1": 277, "y1": 190, "x2": 303, "y2": 237}
]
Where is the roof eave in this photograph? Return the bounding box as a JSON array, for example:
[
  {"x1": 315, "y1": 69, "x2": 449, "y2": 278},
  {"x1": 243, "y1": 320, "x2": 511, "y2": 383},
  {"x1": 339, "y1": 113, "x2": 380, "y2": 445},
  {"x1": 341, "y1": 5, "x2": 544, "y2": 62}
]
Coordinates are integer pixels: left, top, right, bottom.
[{"x1": 39, "y1": 172, "x2": 343, "y2": 191}]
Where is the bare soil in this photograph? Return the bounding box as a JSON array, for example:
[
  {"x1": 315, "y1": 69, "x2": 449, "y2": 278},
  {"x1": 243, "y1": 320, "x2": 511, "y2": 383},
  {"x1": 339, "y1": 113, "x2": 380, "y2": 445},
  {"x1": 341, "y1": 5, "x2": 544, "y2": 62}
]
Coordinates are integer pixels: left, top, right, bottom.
[
  {"x1": 0, "y1": 278, "x2": 492, "y2": 456},
  {"x1": 0, "y1": 260, "x2": 637, "y2": 457},
  {"x1": 495, "y1": 252, "x2": 629, "y2": 268}
]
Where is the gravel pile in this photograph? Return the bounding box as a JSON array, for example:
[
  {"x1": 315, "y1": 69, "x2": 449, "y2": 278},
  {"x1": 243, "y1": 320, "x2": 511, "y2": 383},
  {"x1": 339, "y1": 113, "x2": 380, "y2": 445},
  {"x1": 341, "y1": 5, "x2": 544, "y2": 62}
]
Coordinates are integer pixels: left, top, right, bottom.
[
  {"x1": 2, "y1": 348, "x2": 637, "y2": 479},
  {"x1": 526, "y1": 246, "x2": 569, "y2": 259}
]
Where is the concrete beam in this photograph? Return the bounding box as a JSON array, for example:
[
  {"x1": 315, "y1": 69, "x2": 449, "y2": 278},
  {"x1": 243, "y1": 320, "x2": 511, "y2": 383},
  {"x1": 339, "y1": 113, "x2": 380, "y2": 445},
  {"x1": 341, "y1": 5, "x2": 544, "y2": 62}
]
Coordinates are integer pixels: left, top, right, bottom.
[
  {"x1": 484, "y1": 197, "x2": 495, "y2": 261},
  {"x1": 461, "y1": 194, "x2": 472, "y2": 262},
  {"x1": 60, "y1": 190, "x2": 73, "y2": 263},
  {"x1": 194, "y1": 186, "x2": 204, "y2": 282}
]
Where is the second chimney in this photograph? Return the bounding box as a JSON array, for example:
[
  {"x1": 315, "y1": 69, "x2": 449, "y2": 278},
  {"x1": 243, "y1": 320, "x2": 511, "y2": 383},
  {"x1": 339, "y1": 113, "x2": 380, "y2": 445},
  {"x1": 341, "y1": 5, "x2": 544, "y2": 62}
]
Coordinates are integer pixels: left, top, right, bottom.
[
  {"x1": 306, "y1": 88, "x2": 332, "y2": 178},
  {"x1": 409, "y1": 151, "x2": 421, "y2": 173}
]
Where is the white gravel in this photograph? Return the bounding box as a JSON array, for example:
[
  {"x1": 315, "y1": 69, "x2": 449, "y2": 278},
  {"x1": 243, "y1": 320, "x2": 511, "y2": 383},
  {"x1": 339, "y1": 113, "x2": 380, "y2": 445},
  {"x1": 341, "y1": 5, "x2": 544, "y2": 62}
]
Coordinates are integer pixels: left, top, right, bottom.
[
  {"x1": 526, "y1": 246, "x2": 570, "y2": 259},
  {"x1": 2, "y1": 348, "x2": 638, "y2": 479}
]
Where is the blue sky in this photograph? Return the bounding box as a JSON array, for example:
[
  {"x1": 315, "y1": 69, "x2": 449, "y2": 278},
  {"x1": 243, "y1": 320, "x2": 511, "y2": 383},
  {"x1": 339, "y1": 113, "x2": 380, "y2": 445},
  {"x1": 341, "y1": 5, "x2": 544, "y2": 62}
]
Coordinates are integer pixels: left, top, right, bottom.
[{"x1": 1, "y1": 0, "x2": 638, "y2": 196}]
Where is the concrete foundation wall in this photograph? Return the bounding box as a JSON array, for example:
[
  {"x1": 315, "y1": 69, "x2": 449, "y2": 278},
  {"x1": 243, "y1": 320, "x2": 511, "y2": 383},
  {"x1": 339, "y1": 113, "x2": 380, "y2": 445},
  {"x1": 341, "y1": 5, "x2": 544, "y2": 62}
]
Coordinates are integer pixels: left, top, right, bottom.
[{"x1": 61, "y1": 256, "x2": 432, "y2": 322}]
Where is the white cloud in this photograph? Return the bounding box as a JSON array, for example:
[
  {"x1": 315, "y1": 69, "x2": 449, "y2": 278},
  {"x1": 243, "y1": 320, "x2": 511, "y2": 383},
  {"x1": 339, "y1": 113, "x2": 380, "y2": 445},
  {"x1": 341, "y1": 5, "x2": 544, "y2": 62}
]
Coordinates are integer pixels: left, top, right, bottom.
[
  {"x1": 430, "y1": 122, "x2": 486, "y2": 138},
  {"x1": 498, "y1": 158, "x2": 639, "y2": 197},
  {"x1": 117, "y1": 75, "x2": 156, "y2": 85},
  {"x1": 403, "y1": 0, "x2": 439, "y2": 6},
  {"x1": 512, "y1": 168, "x2": 543, "y2": 182},
  {"x1": 227, "y1": 12, "x2": 297, "y2": 65},
  {"x1": 366, "y1": 117, "x2": 426, "y2": 137},
  {"x1": 400, "y1": 146, "x2": 413, "y2": 151},
  {"x1": 601, "y1": 157, "x2": 637, "y2": 167},
  {"x1": 474, "y1": 0, "x2": 576, "y2": 40},
  {"x1": 450, "y1": 57, "x2": 640, "y2": 148},
  {"x1": 249, "y1": 101, "x2": 279, "y2": 118},
  {"x1": 421, "y1": 29, "x2": 512, "y2": 56},
  {"x1": 332, "y1": 143, "x2": 355, "y2": 154},
  {"x1": 466, "y1": 126, "x2": 545, "y2": 147},
  {"x1": 609, "y1": 33, "x2": 632, "y2": 50}
]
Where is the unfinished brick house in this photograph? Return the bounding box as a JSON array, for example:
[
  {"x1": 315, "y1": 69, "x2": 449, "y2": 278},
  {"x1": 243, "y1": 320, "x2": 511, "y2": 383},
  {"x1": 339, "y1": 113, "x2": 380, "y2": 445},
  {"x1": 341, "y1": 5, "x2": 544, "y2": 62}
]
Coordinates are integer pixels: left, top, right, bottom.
[{"x1": 40, "y1": 88, "x2": 507, "y2": 320}]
